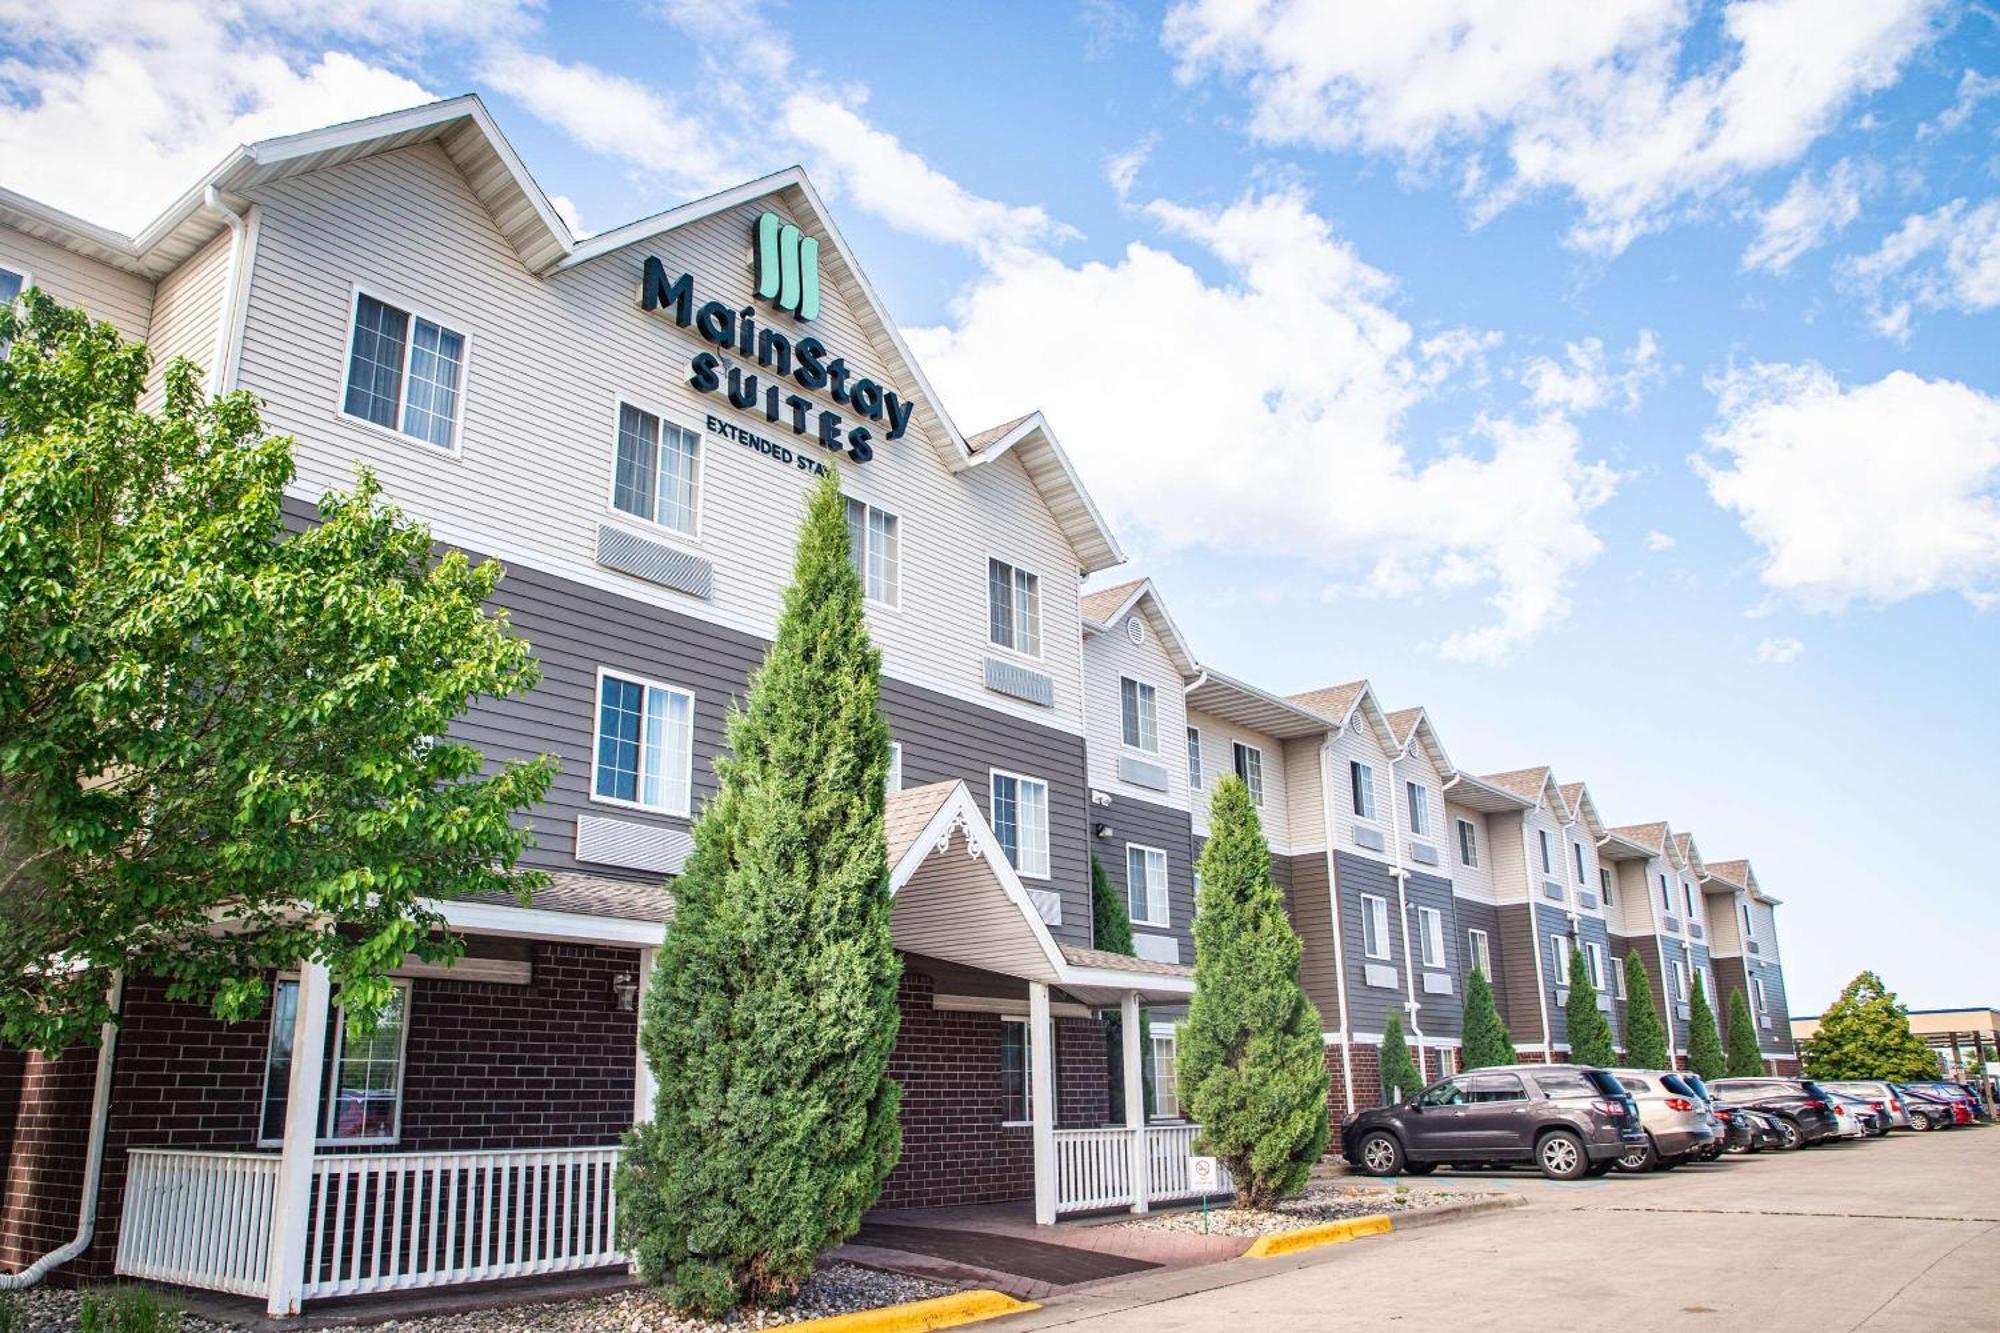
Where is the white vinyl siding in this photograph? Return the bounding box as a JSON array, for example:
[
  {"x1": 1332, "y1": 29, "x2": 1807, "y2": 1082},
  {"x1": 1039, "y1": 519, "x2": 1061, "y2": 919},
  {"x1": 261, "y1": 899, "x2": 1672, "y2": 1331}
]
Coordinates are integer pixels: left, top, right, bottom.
[
  {"x1": 1121, "y1": 677, "x2": 1158, "y2": 753},
  {"x1": 613, "y1": 402, "x2": 701, "y2": 538},
  {"x1": 990, "y1": 770, "x2": 1050, "y2": 879},
  {"x1": 592, "y1": 670, "x2": 695, "y2": 817},
  {"x1": 1457, "y1": 819, "x2": 1478, "y2": 867},
  {"x1": 0, "y1": 221, "x2": 153, "y2": 343},
  {"x1": 1418, "y1": 906, "x2": 1445, "y2": 968},
  {"x1": 1467, "y1": 928, "x2": 1491, "y2": 978},
  {"x1": 1361, "y1": 893, "x2": 1391, "y2": 961},
  {"x1": 844, "y1": 497, "x2": 900, "y2": 605},
  {"x1": 988, "y1": 558, "x2": 1041, "y2": 657},
  {"x1": 1233, "y1": 742, "x2": 1265, "y2": 806},
  {"x1": 1127, "y1": 843, "x2": 1169, "y2": 927},
  {"x1": 342, "y1": 289, "x2": 467, "y2": 451}
]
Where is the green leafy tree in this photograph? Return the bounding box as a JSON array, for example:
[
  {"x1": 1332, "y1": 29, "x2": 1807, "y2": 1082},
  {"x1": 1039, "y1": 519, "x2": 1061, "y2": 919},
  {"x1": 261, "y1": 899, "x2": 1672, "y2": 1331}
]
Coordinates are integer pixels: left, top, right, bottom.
[
  {"x1": 1093, "y1": 854, "x2": 1152, "y2": 1120},
  {"x1": 1461, "y1": 968, "x2": 1516, "y2": 1070},
  {"x1": 1686, "y1": 980, "x2": 1725, "y2": 1080},
  {"x1": 1378, "y1": 1009, "x2": 1422, "y2": 1103},
  {"x1": 1564, "y1": 942, "x2": 1617, "y2": 1067},
  {"x1": 617, "y1": 472, "x2": 901, "y2": 1316},
  {"x1": 1801, "y1": 971, "x2": 1940, "y2": 1082},
  {"x1": 1623, "y1": 953, "x2": 1671, "y2": 1070},
  {"x1": 1724, "y1": 990, "x2": 1765, "y2": 1078},
  {"x1": 0, "y1": 291, "x2": 553, "y2": 1052},
  {"x1": 1180, "y1": 775, "x2": 1328, "y2": 1207}
]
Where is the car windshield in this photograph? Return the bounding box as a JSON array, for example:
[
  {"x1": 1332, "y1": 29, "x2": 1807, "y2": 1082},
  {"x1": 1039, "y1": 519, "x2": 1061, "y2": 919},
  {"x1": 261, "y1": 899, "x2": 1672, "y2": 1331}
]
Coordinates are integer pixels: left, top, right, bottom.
[
  {"x1": 1660, "y1": 1073, "x2": 1697, "y2": 1097},
  {"x1": 1682, "y1": 1074, "x2": 1713, "y2": 1101},
  {"x1": 1582, "y1": 1069, "x2": 1627, "y2": 1097},
  {"x1": 1800, "y1": 1081, "x2": 1834, "y2": 1101}
]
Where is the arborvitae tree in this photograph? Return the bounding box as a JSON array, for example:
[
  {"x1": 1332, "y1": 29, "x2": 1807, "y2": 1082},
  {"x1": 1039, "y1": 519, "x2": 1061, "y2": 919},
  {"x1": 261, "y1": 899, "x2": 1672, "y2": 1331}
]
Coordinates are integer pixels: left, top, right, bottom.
[
  {"x1": 1686, "y1": 981, "x2": 1725, "y2": 1080},
  {"x1": 1461, "y1": 968, "x2": 1516, "y2": 1070},
  {"x1": 1378, "y1": 1010, "x2": 1422, "y2": 1103},
  {"x1": 1565, "y1": 942, "x2": 1617, "y2": 1067},
  {"x1": 1725, "y1": 990, "x2": 1765, "y2": 1078},
  {"x1": 1180, "y1": 775, "x2": 1328, "y2": 1207},
  {"x1": 1093, "y1": 854, "x2": 1152, "y2": 1120},
  {"x1": 1801, "y1": 971, "x2": 1940, "y2": 1081},
  {"x1": 618, "y1": 472, "x2": 900, "y2": 1316},
  {"x1": 1623, "y1": 953, "x2": 1671, "y2": 1070}
]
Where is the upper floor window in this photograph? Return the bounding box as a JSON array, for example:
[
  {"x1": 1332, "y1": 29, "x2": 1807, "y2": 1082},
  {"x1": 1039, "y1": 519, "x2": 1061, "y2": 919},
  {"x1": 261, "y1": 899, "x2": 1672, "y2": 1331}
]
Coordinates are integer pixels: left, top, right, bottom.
[
  {"x1": 1658, "y1": 873, "x2": 1672, "y2": 913},
  {"x1": 1467, "y1": 928, "x2": 1491, "y2": 978},
  {"x1": 1538, "y1": 829, "x2": 1553, "y2": 874},
  {"x1": 0, "y1": 266, "x2": 23, "y2": 355},
  {"x1": 1573, "y1": 841, "x2": 1586, "y2": 883},
  {"x1": 1742, "y1": 901, "x2": 1755, "y2": 939},
  {"x1": 1127, "y1": 844, "x2": 1169, "y2": 927},
  {"x1": 1549, "y1": 936, "x2": 1571, "y2": 987},
  {"x1": 342, "y1": 291, "x2": 466, "y2": 451},
  {"x1": 1751, "y1": 976, "x2": 1768, "y2": 1015},
  {"x1": 1683, "y1": 882, "x2": 1697, "y2": 918},
  {"x1": 613, "y1": 403, "x2": 701, "y2": 537},
  {"x1": 1418, "y1": 906, "x2": 1445, "y2": 968},
  {"x1": 1350, "y1": 761, "x2": 1375, "y2": 821},
  {"x1": 593, "y1": 670, "x2": 695, "y2": 817},
  {"x1": 1361, "y1": 894, "x2": 1391, "y2": 960},
  {"x1": 1233, "y1": 742, "x2": 1265, "y2": 806},
  {"x1": 844, "y1": 498, "x2": 899, "y2": 605},
  {"x1": 990, "y1": 770, "x2": 1050, "y2": 878},
  {"x1": 1186, "y1": 727, "x2": 1202, "y2": 789},
  {"x1": 1405, "y1": 781, "x2": 1429, "y2": 837},
  {"x1": 1584, "y1": 941, "x2": 1606, "y2": 991},
  {"x1": 1121, "y1": 677, "x2": 1158, "y2": 753},
  {"x1": 1457, "y1": 818, "x2": 1479, "y2": 867},
  {"x1": 988, "y1": 558, "x2": 1041, "y2": 657},
  {"x1": 1671, "y1": 958, "x2": 1688, "y2": 1001},
  {"x1": 1599, "y1": 867, "x2": 1614, "y2": 905}
]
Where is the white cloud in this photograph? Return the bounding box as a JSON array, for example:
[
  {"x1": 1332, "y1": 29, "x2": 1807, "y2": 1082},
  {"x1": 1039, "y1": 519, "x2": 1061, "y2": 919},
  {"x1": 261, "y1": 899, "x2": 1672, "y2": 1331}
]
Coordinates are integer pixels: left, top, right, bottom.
[
  {"x1": 1743, "y1": 157, "x2": 1872, "y2": 274},
  {"x1": 1105, "y1": 136, "x2": 1157, "y2": 200},
  {"x1": 1754, "y1": 634, "x2": 1805, "y2": 664},
  {"x1": 1162, "y1": 0, "x2": 1942, "y2": 254},
  {"x1": 1645, "y1": 529, "x2": 1676, "y2": 551},
  {"x1": 547, "y1": 193, "x2": 588, "y2": 239},
  {"x1": 1698, "y1": 363, "x2": 2000, "y2": 609},
  {"x1": 1520, "y1": 331, "x2": 1662, "y2": 413},
  {"x1": 1843, "y1": 197, "x2": 2000, "y2": 337},
  {"x1": 909, "y1": 187, "x2": 1618, "y2": 662},
  {"x1": 1919, "y1": 68, "x2": 1999, "y2": 139}
]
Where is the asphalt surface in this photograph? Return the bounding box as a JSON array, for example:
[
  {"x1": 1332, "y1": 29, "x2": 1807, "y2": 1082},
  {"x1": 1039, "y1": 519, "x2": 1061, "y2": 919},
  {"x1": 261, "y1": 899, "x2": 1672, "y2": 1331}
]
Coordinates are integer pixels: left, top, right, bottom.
[{"x1": 1001, "y1": 1125, "x2": 2000, "y2": 1332}]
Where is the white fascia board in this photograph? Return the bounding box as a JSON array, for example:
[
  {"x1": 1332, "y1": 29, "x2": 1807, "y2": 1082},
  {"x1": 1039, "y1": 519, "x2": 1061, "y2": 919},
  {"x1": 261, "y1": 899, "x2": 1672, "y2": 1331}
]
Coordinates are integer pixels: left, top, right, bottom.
[{"x1": 432, "y1": 897, "x2": 663, "y2": 947}]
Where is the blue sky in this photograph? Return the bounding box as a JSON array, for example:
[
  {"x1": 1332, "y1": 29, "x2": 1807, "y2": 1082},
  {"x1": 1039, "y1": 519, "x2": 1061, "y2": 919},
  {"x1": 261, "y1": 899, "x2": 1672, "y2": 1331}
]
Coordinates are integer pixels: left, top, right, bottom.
[{"x1": 3, "y1": 1, "x2": 1996, "y2": 1013}]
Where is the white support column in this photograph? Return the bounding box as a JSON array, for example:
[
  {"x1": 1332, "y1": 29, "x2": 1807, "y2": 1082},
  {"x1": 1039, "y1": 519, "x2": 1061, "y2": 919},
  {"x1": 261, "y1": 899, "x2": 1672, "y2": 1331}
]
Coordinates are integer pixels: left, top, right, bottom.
[
  {"x1": 266, "y1": 960, "x2": 330, "y2": 1317},
  {"x1": 1030, "y1": 981, "x2": 1057, "y2": 1226},
  {"x1": 1121, "y1": 991, "x2": 1148, "y2": 1215},
  {"x1": 633, "y1": 946, "x2": 658, "y2": 1126}
]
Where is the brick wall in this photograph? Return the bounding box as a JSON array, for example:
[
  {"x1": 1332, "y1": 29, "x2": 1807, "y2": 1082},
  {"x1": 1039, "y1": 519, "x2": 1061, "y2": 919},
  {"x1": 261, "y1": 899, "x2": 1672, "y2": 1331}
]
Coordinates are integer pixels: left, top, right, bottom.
[
  {"x1": 878, "y1": 970, "x2": 1110, "y2": 1210},
  {"x1": 0, "y1": 1045, "x2": 100, "y2": 1274},
  {"x1": 1324, "y1": 1042, "x2": 1385, "y2": 1117}
]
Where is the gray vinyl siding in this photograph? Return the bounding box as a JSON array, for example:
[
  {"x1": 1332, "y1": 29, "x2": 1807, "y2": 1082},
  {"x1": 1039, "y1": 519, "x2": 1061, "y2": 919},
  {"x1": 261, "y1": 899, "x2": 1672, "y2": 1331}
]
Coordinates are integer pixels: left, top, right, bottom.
[
  {"x1": 1496, "y1": 903, "x2": 1544, "y2": 1047},
  {"x1": 1564, "y1": 913, "x2": 1613, "y2": 1052},
  {"x1": 1097, "y1": 793, "x2": 1197, "y2": 960},
  {"x1": 1609, "y1": 932, "x2": 1639, "y2": 1051},
  {"x1": 1453, "y1": 897, "x2": 1509, "y2": 1028},
  {"x1": 1404, "y1": 870, "x2": 1461, "y2": 1038},
  {"x1": 1715, "y1": 956, "x2": 1796, "y2": 1054},
  {"x1": 1333, "y1": 852, "x2": 1404, "y2": 1037},
  {"x1": 1284, "y1": 853, "x2": 1342, "y2": 1034}
]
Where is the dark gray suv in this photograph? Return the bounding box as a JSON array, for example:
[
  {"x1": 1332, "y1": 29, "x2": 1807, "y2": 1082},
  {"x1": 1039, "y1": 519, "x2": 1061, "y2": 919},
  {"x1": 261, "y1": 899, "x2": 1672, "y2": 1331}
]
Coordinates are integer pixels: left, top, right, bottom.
[{"x1": 1342, "y1": 1065, "x2": 1645, "y2": 1180}]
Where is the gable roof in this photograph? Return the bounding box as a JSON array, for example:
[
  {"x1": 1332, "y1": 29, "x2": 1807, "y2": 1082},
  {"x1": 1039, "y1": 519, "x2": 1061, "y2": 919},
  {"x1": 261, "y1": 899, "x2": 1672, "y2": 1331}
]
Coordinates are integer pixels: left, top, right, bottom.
[
  {"x1": 1441, "y1": 771, "x2": 1536, "y2": 814},
  {"x1": 1386, "y1": 706, "x2": 1453, "y2": 776},
  {"x1": 3, "y1": 95, "x2": 1126, "y2": 575},
  {"x1": 1078, "y1": 577, "x2": 1198, "y2": 675},
  {"x1": 1288, "y1": 680, "x2": 1399, "y2": 750},
  {"x1": 1480, "y1": 767, "x2": 1571, "y2": 821},
  {"x1": 1671, "y1": 831, "x2": 1704, "y2": 876},
  {"x1": 1609, "y1": 822, "x2": 1669, "y2": 855},
  {"x1": 1558, "y1": 782, "x2": 1608, "y2": 840}
]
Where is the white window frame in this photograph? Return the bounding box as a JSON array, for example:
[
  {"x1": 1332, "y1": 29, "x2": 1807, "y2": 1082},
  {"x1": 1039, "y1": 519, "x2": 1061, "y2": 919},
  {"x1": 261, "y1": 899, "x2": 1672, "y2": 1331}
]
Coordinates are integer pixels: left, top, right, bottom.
[
  {"x1": 1406, "y1": 781, "x2": 1429, "y2": 837},
  {"x1": 0, "y1": 263, "x2": 27, "y2": 355},
  {"x1": 590, "y1": 667, "x2": 697, "y2": 818},
  {"x1": 1350, "y1": 761, "x2": 1375, "y2": 821},
  {"x1": 1742, "y1": 901, "x2": 1755, "y2": 940},
  {"x1": 989, "y1": 768, "x2": 1051, "y2": 880},
  {"x1": 1148, "y1": 1030, "x2": 1181, "y2": 1122},
  {"x1": 886, "y1": 742, "x2": 903, "y2": 794},
  {"x1": 606, "y1": 394, "x2": 706, "y2": 544},
  {"x1": 1233, "y1": 742, "x2": 1265, "y2": 806},
  {"x1": 1683, "y1": 882, "x2": 1697, "y2": 919},
  {"x1": 1613, "y1": 959, "x2": 1628, "y2": 1000},
  {"x1": 1573, "y1": 841, "x2": 1587, "y2": 884},
  {"x1": 1585, "y1": 941, "x2": 1606, "y2": 991},
  {"x1": 259, "y1": 976, "x2": 412, "y2": 1149},
  {"x1": 1361, "y1": 893, "x2": 1392, "y2": 961},
  {"x1": 337, "y1": 283, "x2": 473, "y2": 457},
  {"x1": 1186, "y1": 726, "x2": 1202, "y2": 789},
  {"x1": 843, "y1": 496, "x2": 899, "y2": 607},
  {"x1": 1659, "y1": 873, "x2": 1672, "y2": 912},
  {"x1": 1467, "y1": 928, "x2": 1491, "y2": 978},
  {"x1": 1672, "y1": 958, "x2": 1689, "y2": 1002},
  {"x1": 986, "y1": 556, "x2": 1043, "y2": 659},
  {"x1": 1457, "y1": 818, "x2": 1478, "y2": 867},
  {"x1": 1120, "y1": 677, "x2": 1159, "y2": 754},
  {"x1": 1600, "y1": 867, "x2": 1614, "y2": 905},
  {"x1": 1000, "y1": 1015, "x2": 1039, "y2": 1127},
  {"x1": 1751, "y1": 976, "x2": 1769, "y2": 1016},
  {"x1": 1418, "y1": 906, "x2": 1445, "y2": 969},
  {"x1": 1538, "y1": 829, "x2": 1553, "y2": 874},
  {"x1": 1550, "y1": 936, "x2": 1572, "y2": 987},
  {"x1": 1127, "y1": 842, "x2": 1170, "y2": 927}
]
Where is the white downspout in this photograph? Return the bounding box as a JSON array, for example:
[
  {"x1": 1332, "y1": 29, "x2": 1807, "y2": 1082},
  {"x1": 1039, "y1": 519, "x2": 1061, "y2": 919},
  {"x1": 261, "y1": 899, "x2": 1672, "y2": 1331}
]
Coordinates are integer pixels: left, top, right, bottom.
[
  {"x1": 1388, "y1": 741, "x2": 1425, "y2": 1082},
  {"x1": 1317, "y1": 739, "x2": 1356, "y2": 1113},
  {"x1": 200, "y1": 187, "x2": 252, "y2": 397},
  {"x1": 1523, "y1": 813, "x2": 1554, "y2": 1058},
  {"x1": 0, "y1": 975, "x2": 123, "y2": 1291}
]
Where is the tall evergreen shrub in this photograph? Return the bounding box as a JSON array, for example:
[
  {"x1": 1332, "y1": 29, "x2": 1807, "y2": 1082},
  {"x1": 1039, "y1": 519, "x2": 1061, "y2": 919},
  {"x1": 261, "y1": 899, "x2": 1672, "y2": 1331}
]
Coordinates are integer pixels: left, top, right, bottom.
[
  {"x1": 1623, "y1": 953, "x2": 1671, "y2": 1070},
  {"x1": 1460, "y1": 968, "x2": 1516, "y2": 1070},
  {"x1": 1179, "y1": 775, "x2": 1328, "y2": 1206},
  {"x1": 1565, "y1": 942, "x2": 1617, "y2": 1067},
  {"x1": 1725, "y1": 990, "x2": 1765, "y2": 1078},
  {"x1": 1687, "y1": 980, "x2": 1725, "y2": 1080},
  {"x1": 1379, "y1": 1010, "x2": 1422, "y2": 1103},
  {"x1": 618, "y1": 473, "x2": 901, "y2": 1315},
  {"x1": 1093, "y1": 854, "x2": 1152, "y2": 1120}
]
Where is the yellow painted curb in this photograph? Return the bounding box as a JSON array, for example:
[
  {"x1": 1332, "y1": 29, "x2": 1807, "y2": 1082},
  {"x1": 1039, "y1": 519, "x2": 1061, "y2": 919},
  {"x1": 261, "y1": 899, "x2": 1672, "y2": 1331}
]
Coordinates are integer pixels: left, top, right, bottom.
[
  {"x1": 1244, "y1": 1213, "x2": 1394, "y2": 1259},
  {"x1": 786, "y1": 1289, "x2": 1040, "y2": 1333}
]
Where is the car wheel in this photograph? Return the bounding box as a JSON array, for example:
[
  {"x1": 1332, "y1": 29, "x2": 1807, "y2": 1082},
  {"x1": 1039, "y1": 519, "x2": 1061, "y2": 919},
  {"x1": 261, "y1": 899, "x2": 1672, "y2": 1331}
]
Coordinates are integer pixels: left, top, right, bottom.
[
  {"x1": 1615, "y1": 1134, "x2": 1658, "y2": 1173},
  {"x1": 1909, "y1": 1111, "x2": 1934, "y2": 1132},
  {"x1": 1356, "y1": 1130, "x2": 1405, "y2": 1176},
  {"x1": 1536, "y1": 1130, "x2": 1589, "y2": 1181},
  {"x1": 1777, "y1": 1117, "x2": 1804, "y2": 1150}
]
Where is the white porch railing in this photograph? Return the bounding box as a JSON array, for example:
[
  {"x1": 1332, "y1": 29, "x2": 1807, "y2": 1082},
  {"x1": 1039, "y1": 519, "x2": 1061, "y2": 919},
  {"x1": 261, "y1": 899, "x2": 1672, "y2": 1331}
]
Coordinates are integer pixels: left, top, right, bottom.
[
  {"x1": 1053, "y1": 1123, "x2": 1231, "y2": 1213},
  {"x1": 116, "y1": 1146, "x2": 626, "y2": 1300}
]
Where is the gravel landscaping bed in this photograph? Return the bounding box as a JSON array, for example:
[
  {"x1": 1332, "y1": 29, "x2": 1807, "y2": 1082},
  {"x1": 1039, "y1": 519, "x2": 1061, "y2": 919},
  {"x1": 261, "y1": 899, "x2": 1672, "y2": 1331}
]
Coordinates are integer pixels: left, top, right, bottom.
[
  {"x1": 1111, "y1": 1181, "x2": 1507, "y2": 1238},
  {"x1": 3, "y1": 1264, "x2": 958, "y2": 1332}
]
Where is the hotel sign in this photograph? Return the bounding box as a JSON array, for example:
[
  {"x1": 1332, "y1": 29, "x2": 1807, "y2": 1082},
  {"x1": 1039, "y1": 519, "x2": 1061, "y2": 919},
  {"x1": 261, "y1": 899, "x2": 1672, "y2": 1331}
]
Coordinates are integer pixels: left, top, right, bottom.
[{"x1": 639, "y1": 212, "x2": 915, "y2": 464}]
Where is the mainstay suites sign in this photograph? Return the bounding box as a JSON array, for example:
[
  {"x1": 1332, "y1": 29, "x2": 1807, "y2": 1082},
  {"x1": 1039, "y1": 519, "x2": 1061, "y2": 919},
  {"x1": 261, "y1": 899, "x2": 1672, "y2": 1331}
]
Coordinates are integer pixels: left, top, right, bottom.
[{"x1": 640, "y1": 211, "x2": 916, "y2": 468}]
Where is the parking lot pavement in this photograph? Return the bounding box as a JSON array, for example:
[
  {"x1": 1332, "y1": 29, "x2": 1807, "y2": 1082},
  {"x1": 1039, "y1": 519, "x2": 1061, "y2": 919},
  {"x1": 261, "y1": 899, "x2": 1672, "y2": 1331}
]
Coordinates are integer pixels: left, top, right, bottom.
[{"x1": 1001, "y1": 1130, "x2": 2000, "y2": 1333}]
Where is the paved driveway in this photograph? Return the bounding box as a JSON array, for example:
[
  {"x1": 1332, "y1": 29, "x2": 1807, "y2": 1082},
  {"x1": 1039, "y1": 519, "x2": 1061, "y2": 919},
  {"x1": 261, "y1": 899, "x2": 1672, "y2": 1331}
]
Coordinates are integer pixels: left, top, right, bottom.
[{"x1": 1003, "y1": 1129, "x2": 2000, "y2": 1332}]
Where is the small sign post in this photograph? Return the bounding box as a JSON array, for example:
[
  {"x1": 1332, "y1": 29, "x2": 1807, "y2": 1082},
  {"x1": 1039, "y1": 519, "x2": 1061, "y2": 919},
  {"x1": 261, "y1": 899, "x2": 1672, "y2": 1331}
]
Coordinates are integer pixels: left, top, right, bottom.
[{"x1": 1188, "y1": 1155, "x2": 1219, "y2": 1234}]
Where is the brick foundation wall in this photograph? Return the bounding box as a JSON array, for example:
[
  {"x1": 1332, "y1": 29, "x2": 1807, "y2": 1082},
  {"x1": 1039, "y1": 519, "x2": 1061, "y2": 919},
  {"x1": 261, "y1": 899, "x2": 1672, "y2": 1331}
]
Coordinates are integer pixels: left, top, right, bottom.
[
  {"x1": 0, "y1": 1045, "x2": 100, "y2": 1274},
  {"x1": 1769, "y1": 1055, "x2": 1800, "y2": 1076},
  {"x1": 1324, "y1": 1043, "x2": 1385, "y2": 1117}
]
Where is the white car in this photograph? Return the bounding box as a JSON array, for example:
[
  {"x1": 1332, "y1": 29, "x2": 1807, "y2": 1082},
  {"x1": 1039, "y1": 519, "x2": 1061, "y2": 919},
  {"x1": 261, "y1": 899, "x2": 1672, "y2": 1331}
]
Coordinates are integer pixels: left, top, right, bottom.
[
  {"x1": 1826, "y1": 1097, "x2": 1867, "y2": 1139},
  {"x1": 1821, "y1": 1080, "x2": 1912, "y2": 1130}
]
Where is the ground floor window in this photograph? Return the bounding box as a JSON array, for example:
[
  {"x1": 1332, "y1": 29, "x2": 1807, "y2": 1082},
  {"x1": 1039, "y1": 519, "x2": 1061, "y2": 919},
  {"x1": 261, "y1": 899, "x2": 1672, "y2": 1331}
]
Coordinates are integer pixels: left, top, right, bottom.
[
  {"x1": 1149, "y1": 1031, "x2": 1180, "y2": 1120},
  {"x1": 260, "y1": 978, "x2": 411, "y2": 1146},
  {"x1": 1001, "y1": 1017, "x2": 1038, "y2": 1125}
]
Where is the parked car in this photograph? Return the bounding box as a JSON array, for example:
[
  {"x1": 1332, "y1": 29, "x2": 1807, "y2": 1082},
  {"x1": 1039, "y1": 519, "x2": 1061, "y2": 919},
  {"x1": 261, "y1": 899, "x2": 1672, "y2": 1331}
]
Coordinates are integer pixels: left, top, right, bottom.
[
  {"x1": 1894, "y1": 1084, "x2": 1958, "y2": 1130},
  {"x1": 1821, "y1": 1079, "x2": 1913, "y2": 1130},
  {"x1": 1731, "y1": 1107, "x2": 1786, "y2": 1153},
  {"x1": 1956, "y1": 1083, "x2": 1995, "y2": 1121},
  {"x1": 1708, "y1": 1077, "x2": 1842, "y2": 1148},
  {"x1": 1343, "y1": 1064, "x2": 1645, "y2": 1181},
  {"x1": 1608, "y1": 1068, "x2": 1722, "y2": 1171},
  {"x1": 1910, "y1": 1082, "x2": 1981, "y2": 1124},
  {"x1": 1828, "y1": 1091, "x2": 1888, "y2": 1137},
  {"x1": 1676, "y1": 1074, "x2": 1732, "y2": 1160}
]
